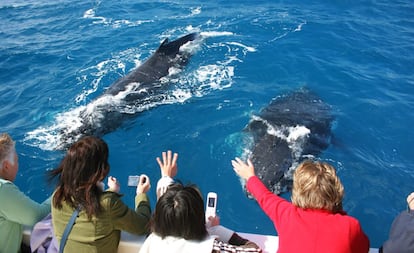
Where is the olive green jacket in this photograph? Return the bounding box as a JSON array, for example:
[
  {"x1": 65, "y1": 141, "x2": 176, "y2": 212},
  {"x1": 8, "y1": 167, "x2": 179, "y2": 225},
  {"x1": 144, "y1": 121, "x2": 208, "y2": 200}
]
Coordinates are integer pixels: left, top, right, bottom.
[{"x1": 51, "y1": 191, "x2": 151, "y2": 253}]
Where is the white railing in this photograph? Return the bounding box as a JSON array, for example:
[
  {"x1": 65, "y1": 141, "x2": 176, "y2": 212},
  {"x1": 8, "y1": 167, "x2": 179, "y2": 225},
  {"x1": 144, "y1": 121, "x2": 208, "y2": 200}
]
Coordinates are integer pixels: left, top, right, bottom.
[{"x1": 23, "y1": 228, "x2": 379, "y2": 253}]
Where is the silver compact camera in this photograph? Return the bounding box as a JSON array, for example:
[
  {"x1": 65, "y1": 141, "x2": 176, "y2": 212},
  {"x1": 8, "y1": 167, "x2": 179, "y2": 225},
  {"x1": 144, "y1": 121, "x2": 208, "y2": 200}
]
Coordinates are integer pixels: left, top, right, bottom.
[{"x1": 127, "y1": 175, "x2": 140, "y2": 187}]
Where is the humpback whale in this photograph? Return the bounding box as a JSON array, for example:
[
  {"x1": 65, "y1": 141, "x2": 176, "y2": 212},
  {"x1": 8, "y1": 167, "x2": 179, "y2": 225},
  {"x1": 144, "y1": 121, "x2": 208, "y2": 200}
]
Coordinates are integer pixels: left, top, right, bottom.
[
  {"x1": 243, "y1": 88, "x2": 334, "y2": 195},
  {"x1": 57, "y1": 32, "x2": 200, "y2": 149}
]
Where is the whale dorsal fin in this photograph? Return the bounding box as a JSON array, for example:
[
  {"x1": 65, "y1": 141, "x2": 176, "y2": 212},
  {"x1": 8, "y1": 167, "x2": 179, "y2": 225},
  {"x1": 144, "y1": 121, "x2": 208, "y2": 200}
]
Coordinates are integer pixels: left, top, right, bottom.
[
  {"x1": 156, "y1": 38, "x2": 170, "y2": 53},
  {"x1": 156, "y1": 33, "x2": 198, "y2": 55},
  {"x1": 159, "y1": 38, "x2": 169, "y2": 47}
]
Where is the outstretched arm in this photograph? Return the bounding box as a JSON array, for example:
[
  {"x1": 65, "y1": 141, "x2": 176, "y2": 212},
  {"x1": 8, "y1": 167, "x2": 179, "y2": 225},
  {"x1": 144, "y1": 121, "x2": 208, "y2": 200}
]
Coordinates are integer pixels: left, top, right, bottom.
[
  {"x1": 232, "y1": 157, "x2": 293, "y2": 230},
  {"x1": 0, "y1": 182, "x2": 50, "y2": 226}
]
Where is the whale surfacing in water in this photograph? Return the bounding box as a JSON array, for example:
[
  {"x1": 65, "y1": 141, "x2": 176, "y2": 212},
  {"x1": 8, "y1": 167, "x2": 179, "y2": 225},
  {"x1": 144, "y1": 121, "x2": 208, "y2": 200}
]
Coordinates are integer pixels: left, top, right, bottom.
[
  {"x1": 244, "y1": 88, "x2": 334, "y2": 195},
  {"x1": 57, "y1": 32, "x2": 200, "y2": 149}
]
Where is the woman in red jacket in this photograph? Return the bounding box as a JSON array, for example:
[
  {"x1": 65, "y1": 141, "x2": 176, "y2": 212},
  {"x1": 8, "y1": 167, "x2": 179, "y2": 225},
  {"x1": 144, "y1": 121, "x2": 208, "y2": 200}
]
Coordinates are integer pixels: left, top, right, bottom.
[{"x1": 231, "y1": 158, "x2": 370, "y2": 253}]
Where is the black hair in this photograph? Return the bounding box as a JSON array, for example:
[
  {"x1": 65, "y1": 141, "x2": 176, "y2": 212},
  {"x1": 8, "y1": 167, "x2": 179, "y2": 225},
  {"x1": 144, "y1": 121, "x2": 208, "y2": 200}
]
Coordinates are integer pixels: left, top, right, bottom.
[{"x1": 150, "y1": 183, "x2": 208, "y2": 240}]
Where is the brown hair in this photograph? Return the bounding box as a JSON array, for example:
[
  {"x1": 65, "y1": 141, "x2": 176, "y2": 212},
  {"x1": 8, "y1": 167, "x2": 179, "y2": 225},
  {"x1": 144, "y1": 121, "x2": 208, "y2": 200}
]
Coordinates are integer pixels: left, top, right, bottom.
[
  {"x1": 291, "y1": 160, "x2": 344, "y2": 213},
  {"x1": 49, "y1": 136, "x2": 110, "y2": 218}
]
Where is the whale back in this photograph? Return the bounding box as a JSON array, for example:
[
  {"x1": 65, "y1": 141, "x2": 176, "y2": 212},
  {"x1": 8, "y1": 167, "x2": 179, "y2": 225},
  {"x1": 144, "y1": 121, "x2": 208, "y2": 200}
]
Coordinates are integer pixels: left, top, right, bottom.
[
  {"x1": 246, "y1": 88, "x2": 334, "y2": 194},
  {"x1": 104, "y1": 33, "x2": 199, "y2": 96},
  {"x1": 56, "y1": 33, "x2": 200, "y2": 150}
]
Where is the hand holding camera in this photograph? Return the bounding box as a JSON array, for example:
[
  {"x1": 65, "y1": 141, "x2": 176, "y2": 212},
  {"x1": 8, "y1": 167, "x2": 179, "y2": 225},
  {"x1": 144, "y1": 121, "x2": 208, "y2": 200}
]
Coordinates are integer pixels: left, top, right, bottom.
[
  {"x1": 128, "y1": 175, "x2": 150, "y2": 194},
  {"x1": 205, "y1": 192, "x2": 218, "y2": 223}
]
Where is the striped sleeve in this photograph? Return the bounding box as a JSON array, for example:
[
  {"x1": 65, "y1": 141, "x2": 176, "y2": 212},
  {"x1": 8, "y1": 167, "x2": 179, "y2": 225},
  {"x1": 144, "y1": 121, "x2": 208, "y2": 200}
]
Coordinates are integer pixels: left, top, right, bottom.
[{"x1": 212, "y1": 238, "x2": 262, "y2": 252}]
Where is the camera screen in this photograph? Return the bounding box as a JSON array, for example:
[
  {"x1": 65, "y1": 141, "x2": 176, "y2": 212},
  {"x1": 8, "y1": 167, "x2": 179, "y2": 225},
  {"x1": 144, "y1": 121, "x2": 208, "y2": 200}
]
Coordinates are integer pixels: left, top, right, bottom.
[
  {"x1": 208, "y1": 197, "x2": 215, "y2": 207},
  {"x1": 127, "y1": 176, "x2": 140, "y2": 187}
]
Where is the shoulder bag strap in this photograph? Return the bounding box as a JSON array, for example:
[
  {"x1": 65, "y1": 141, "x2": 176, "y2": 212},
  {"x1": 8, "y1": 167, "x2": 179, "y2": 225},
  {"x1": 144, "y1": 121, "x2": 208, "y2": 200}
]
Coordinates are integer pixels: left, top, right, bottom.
[{"x1": 59, "y1": 207, "x2": 81, "y2": 253}]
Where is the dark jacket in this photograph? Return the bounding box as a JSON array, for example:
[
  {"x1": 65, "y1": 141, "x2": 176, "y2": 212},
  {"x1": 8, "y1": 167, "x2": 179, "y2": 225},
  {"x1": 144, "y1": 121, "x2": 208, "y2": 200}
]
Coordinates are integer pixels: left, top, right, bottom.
[{"x1": 381, "y1": 210, "x2": 414, "y2": 253}]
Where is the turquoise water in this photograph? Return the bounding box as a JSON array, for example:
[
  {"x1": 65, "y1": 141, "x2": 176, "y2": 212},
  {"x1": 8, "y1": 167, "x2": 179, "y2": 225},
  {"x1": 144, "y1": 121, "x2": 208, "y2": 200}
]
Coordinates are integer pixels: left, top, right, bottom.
[{"x1": 1, "y1": 0, "x2": 413, "y2": 248}]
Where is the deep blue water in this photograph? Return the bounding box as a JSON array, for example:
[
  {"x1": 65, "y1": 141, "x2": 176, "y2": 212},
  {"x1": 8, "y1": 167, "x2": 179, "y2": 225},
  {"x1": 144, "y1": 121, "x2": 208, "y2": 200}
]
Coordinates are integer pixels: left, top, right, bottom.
[{"x1": 1, "y1": 0, "x2": 414, "y2": 248}]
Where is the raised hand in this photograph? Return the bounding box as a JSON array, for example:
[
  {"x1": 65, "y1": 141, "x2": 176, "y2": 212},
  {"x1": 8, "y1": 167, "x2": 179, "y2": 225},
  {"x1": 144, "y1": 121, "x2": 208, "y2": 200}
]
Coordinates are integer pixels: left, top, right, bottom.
[
  {"x1": 231, "y1": 157, "x2": 255, "y2": 180},
  {"x1": 156, "y1": 150, "x2": 178, "y2": 178}
]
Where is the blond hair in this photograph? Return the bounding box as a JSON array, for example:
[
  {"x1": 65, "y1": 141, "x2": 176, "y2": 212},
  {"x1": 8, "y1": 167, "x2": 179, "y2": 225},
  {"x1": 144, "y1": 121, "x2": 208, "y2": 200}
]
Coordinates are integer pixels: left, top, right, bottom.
[
  {"x1": 291, "y1": 160, "x2": 344, "y2": 213},
  {"x1": 0, "y1": 133, "x2": 16, "y2": 166}
]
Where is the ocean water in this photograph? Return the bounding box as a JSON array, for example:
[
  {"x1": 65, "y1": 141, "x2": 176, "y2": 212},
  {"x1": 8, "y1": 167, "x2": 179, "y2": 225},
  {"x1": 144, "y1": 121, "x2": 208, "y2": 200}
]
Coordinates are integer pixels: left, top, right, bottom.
[{"x1": 1, "y1": 0, "x2": 413, "y2": 248}]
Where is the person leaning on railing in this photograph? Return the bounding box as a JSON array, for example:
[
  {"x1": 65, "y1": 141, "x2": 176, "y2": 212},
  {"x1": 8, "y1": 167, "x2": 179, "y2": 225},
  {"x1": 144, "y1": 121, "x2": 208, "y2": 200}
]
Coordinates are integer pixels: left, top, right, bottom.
[
  {"x1": 139, "y1": 150, "x2": 262, "y2": 253},
  {"x1": 380, "y1": 192, "x2": 414, "y2": 253},
  {"x1": 0, "y1": 133, "x2": 51, "y2": 253},
  {"x1": 48, "y1": 136, "x2": 151, "y2": 253},
  {"x1": 232, "y1": 158, "x2": 370, "y2": 253}
]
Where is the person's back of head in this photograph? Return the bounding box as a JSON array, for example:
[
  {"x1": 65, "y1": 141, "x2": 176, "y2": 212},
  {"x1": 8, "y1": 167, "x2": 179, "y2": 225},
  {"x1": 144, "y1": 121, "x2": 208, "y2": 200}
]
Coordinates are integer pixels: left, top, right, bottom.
[
  {"x1": 0, "y1": 133, "x2": 18, "y2": 181},
  {"x1": 291, "y1": 160, "x2": 344, "y2": 213},
  {"x1": 0, "y1": 133, "x2": 15, "y2": 164},
  {"x1": 50, "y1": 136, "x2": 110, "y2": 218},
  {"x1": 151, "y1": 183, "x2": 208, "y2": 241}
]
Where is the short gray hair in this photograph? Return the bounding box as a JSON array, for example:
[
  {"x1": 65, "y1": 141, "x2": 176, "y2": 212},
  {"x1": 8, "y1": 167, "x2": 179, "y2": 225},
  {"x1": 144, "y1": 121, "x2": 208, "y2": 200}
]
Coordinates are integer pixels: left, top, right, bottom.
[{"x1": 0, "y1": 133, "x2": 16, "y2": 167}]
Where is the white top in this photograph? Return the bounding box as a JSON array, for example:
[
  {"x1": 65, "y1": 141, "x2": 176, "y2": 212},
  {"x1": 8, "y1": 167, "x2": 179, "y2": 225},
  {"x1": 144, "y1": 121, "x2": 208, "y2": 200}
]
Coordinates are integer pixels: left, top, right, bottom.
[{"x1": 139, "y1": 233, "x2": 216, "y2": 253}]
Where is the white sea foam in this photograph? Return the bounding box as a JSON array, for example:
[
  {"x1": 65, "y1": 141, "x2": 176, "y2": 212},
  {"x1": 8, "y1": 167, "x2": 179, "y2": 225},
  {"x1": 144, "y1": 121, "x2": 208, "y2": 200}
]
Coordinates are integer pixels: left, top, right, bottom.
[
  {"x1": 287, "y1": 125, "x2": 311, "y2": 143},
  {"x1": 294, "y1": 21, "x2": 307, "y2": 32},
  {"x1": 83, "y1": 9, "x2": 95, "y2": 19},
  {"x1": 226, "y1": 42, "x2": 257, "y2": 52},
  {"x1": 200, "y1": 31, "x2": 234, "y2": 37},
  {"x1": 83, "y1": 8, "x2": 107, "y2": 24},
  {"x1": 83, "y1": 8, "x2": 152, "y2": 28},
  {"x1": 190, "y1": 7, "x2": 202, "y2": 16},
  {"x1": 250, "y1": 115, "x2": 311, "y2": 159}
]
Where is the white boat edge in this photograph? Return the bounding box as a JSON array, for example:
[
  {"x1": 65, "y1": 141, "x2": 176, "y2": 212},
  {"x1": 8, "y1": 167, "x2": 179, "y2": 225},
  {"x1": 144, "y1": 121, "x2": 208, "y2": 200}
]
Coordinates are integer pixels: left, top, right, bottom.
[{"x1": 23, "y1": 228, "x2": 379, "y2": 253}]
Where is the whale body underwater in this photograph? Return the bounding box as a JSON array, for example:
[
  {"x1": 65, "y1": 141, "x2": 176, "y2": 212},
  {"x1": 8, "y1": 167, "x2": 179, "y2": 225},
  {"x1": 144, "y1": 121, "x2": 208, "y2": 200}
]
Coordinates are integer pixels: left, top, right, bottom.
[
  {"x1": 243, "y1": 88, "x2": 334, "y2": 195},
  {"x1": 57, "y1": 32, "x2": 200, "y2": 149}
]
